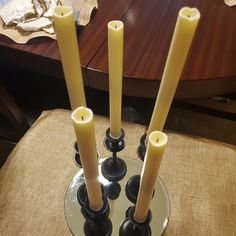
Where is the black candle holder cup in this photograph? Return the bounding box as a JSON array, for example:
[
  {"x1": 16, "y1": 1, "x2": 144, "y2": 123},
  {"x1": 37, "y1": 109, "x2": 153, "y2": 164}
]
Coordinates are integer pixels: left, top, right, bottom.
[
  {"x1": 119, "y1": 205, "x2": 152, "y2": 236},
  {"x1": 101, "y1": 128, "x2": 127, "y2": 182},
  {"x1": 77, "y1": 183, "x2": 107, "y2": 207},
  {"x1": 77, "y1": 183, "x2": 112, "y2": 235},
  {"x1": 82, "y1": 196, "x2": 112, "y2": 236},
  {"x1": 74, "y1": 141, "x2": 99, "y2": 168},
  {"x1": 137, "y1": 133, "x2": 147, "y2": 161}
]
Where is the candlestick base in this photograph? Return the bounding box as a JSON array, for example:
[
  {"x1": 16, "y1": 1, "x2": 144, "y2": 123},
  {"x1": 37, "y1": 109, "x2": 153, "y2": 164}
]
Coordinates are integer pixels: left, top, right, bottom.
[
  {"x1": 65, "y1": 157, "x2": 170, "y2": 236},
  {"x1": 137, "y1": 133, "x2": 147, "y2": 161},
  {"x1": 119, "y1": 206, "x2": 152, "y2": 236}
]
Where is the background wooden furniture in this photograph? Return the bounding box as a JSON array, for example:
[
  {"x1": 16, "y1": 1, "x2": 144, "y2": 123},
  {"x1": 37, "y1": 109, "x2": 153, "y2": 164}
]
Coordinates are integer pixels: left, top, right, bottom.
[
  {"x1": 0, "y1": 84, "x2": 29, "y2": 167},
  {"x1": 0, "y1": 109, "x2": 235, "y2": 235},
  {"x1": 0, "y1": 0, "x2": 235, "y2": 99}
]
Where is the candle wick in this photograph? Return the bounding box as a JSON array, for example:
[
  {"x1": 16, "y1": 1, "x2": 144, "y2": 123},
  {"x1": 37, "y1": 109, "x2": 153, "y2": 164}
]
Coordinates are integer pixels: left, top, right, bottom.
[
  {"x1": 61, "y1": 12, "x2": 64, "y2": 16},
  {"x1": 156, "y1": 138, "x2": 159, "y2": 143},
  {"x1": 115, "y1": 25, "x2": 117, "y2": 29},
  {"x1": 81, "y1": 116, "x2": 84, "y2": 121}
]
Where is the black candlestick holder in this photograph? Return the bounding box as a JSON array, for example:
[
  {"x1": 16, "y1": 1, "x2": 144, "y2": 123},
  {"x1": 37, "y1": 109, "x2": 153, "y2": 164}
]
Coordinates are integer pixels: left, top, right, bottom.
[
  {"x1": 77, "y1": 183, "x2": 107, "y2": 207},
  {"x1": 74, "y1": 142, "x2": 82, "y2": 167},
  {"x1": 119, "y1": 206, "x2": 152, "y2": 236},
  {"x1": 82, "y1": 195, "x2": 112, "y2": 236},
  {"x1": 74, "y1": 141, "x2": 99, "y2": 168},
  {"x1": 101, "y1": 128, "x2": 127, "y2": 182},
  {"x1": 77, "y1": 182, "x2": 112, "y2": 235},
  {"x1": 137, "y1": 133, "x2": 147, "y2": 161}
]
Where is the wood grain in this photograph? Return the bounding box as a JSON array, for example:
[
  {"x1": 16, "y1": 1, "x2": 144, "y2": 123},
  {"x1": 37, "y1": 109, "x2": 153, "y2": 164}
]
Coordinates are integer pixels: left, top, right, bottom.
[{"x1": 0, "y1": 0, "x2": 235, "y2": 98}]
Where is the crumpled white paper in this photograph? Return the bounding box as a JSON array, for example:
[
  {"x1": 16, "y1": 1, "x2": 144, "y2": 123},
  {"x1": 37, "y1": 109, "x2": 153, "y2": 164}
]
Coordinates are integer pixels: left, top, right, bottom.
[
  {"x1": 224, "y1": 0, "x2": 236, "y2": 6},
  {"x1": 0, "y1": 0, "x2": 97, "y2": 43}
]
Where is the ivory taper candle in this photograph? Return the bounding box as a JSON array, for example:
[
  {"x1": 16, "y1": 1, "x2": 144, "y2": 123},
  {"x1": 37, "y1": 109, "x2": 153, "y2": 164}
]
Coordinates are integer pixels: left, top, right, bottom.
[
  {"x1": 134, "y1": 131, "x2": 168, "y2": 223},
  {"x1": 71, "y1": 107, "x2": 103, "y2": 210},
  {"x1": 147, "y1": 7, "x2": 200, "y2": 137},
  {"x1": 108, "y1": 20, "x2": 124, "y2": 139},
  {"x1": 54, "y1": 6, "x2": 86, "y2": 110}
]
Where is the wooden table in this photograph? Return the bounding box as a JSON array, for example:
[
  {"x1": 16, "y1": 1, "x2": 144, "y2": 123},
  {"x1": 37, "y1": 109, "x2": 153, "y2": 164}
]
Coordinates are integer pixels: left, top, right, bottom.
[
  {"x1": 0, "y1": 109, "x2": 235, "y2": 235},
  {"x1": 0, "y1": 0, "x2": 235, "y2": 98}
]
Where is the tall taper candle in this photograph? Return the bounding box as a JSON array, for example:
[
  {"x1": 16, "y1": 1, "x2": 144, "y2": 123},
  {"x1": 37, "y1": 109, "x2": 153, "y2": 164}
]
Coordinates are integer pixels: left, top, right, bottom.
[
  {"x1": 108, "y1": 20, "x2": 124, "y2": 139},
  {"x1": 147, "y1": 7, "x2": 200, "y2": 137},
  {"x1": 54, "y1": 6, "x2": 86, "y2": 110},
  {"x1": 134, "y1": 131, "x2": 168, "y2": 223},
  {"x1": 71, "y1": 107, "x2": 103, "y2": 210}
]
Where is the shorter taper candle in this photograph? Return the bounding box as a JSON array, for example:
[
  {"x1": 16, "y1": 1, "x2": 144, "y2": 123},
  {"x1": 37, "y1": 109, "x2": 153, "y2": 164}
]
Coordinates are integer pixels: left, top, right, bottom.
[
  {"x1": 54, "y1": 6, "x2": 86, "y2": 110},
  {"x1": 71, "y1": 107, "x2": 103, "y2": 210},
  {"x1": 134, "y1": 131, "x2": 168, "y2": 223}
]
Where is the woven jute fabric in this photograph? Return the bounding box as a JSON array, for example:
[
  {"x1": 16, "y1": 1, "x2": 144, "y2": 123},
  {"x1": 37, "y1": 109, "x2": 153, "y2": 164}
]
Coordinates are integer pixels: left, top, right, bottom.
[{"x1": 0, "y1": 109, "x2": 235, "y2": 235}]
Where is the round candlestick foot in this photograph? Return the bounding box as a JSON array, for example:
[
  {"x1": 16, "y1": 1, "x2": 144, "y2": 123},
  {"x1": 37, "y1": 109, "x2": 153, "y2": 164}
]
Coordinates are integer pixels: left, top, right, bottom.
[
  {"x1": 119, "y1": 206, "x2": 152, "y2": 236},
  {"x1": 137, "y1": 133, "x2": 147, "y2": 161},
  {"x1": 101, "y1": 157, "x2": 127, "y2": 182}
]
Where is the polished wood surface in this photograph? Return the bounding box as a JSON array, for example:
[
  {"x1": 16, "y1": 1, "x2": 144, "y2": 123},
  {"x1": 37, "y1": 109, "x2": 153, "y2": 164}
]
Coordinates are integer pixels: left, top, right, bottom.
[{"x1": 0, "y1": 0, "x2": 235, "y2": 98}]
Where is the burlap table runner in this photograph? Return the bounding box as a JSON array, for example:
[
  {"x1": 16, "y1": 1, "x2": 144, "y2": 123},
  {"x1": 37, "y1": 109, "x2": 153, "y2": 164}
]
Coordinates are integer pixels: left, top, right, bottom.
[{"x1": 0, "y1": 109, "x2": 235, "y2": 235}]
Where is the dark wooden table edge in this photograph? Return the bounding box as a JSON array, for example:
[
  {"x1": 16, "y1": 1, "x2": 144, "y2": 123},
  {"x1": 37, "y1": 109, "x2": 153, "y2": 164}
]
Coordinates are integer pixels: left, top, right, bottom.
[{"x1": 86, "y1": 68, "x2": 236, "y2": 98}]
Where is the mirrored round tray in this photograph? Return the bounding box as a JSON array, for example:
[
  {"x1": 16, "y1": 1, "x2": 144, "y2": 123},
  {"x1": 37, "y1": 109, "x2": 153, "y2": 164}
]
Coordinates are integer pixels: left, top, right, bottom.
[{"x1": 65, "y1": 157, "x2": 170, "y2": 235}]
